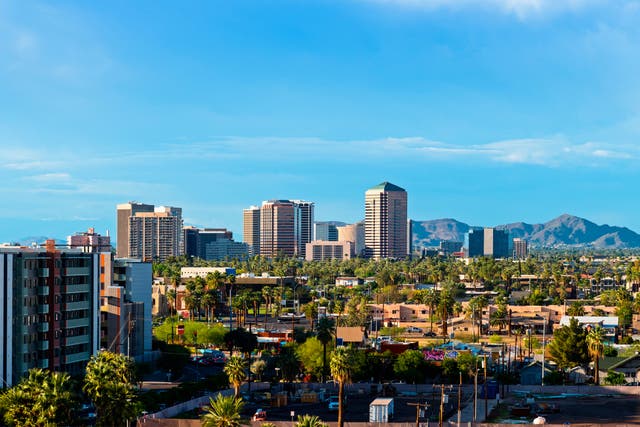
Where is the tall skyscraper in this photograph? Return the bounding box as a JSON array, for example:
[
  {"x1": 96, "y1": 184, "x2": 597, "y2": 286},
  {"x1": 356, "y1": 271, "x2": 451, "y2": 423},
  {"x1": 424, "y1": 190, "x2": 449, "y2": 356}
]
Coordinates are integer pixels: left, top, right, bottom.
[
  {"x1": 243, "y1": 206, "x2": 261, "y2": 255},
  {"x1": 183, "y1": 227, "x2": 248, "y2": 261},
  {"x1": 116, "y1": 202, "x2": 154, "y2": 258},
  {"x1": 364, "y1": 182, "x2": 408, "y2": 259},
  {"x1": 117, "y1": 203, "x2": 183, "y2": 262},
  {"x1": 258, "y1": 199, "x2": 314, "y2": 258},
  {"x1": 260, "y1": 200, "x2": 296, "y2": 258},
  {"x1": 292, "y1": 200, "x2": 314, "y2": 258}
]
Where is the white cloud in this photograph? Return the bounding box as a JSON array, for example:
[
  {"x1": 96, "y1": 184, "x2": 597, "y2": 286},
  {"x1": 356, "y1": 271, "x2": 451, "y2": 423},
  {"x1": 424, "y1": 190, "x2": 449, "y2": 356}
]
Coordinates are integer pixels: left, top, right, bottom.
[{"x1": 360, "y1": 0, "x2": 600, "y2": 19}]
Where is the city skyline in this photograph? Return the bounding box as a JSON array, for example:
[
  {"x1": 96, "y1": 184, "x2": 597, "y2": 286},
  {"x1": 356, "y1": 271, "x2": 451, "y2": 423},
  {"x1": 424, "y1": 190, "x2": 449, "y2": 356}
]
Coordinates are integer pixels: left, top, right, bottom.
[{"x1": 2, "y1": 1, "x2": 640, "y2": 241}]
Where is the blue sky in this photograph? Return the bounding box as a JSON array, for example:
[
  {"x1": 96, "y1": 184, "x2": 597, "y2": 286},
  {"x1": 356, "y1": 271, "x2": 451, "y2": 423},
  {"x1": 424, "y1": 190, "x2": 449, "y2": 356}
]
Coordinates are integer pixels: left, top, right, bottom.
[{"x1": 1, "y1": 0, "x2": 640, "y2": 242}]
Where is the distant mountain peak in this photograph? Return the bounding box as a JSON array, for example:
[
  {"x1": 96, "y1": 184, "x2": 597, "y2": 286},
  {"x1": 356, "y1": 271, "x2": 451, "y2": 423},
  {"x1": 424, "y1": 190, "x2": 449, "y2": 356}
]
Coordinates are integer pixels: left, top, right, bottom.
[{"x1": 412, "y1": 215, "x2": 640, "y2": 249}]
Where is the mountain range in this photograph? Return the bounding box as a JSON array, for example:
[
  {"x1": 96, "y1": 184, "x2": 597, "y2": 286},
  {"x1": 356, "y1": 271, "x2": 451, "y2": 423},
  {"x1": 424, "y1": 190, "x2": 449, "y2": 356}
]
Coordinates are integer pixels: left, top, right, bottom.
[{"x1": 412, "y1": 214, "x2": 640, "y2": 249}]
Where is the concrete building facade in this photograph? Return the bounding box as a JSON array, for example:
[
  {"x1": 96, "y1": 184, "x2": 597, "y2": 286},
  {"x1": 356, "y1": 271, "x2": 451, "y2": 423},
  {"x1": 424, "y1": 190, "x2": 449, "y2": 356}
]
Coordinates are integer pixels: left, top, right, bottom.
[
  {"x1": 67, "y1": 228, "x2": 111, "y2": 253},
  {"x1": 364, "y1": 182, "x2": 408, "y2": 259},
  {"x1": 305, "y1": 240, "x2": 354, "y2": 261},
  {"x1": 0, "y1": 243, "x2": 100, "y2": 386},
  {"x1": 243, "y1": 206, "x2": 261, "y2": 255},
  {"x1": 116, "y1": 202, "x2": 154, "y2": 258},
  {"x1": 259, "y1": 199, "x2": 314, "y2": 258},
  {"x1": 337, "y1": 222, "x2": 365, "y2": 256}
]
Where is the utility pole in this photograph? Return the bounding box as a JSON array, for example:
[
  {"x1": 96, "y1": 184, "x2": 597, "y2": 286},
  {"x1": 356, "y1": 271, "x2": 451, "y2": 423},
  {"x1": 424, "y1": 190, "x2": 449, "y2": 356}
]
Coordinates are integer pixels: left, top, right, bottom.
[
  {"x1": 407, "y1": 401, "x2": 429, "y2": 427},
  {"x1": 438, "y1": 384, "x2": 447, "y2": 427},
  {"x1": 484, "y1": 354, "x2": 488, "y2": 422},
  {"x1": 457, "y1": 372, "x2": 462, "y2": 427}
]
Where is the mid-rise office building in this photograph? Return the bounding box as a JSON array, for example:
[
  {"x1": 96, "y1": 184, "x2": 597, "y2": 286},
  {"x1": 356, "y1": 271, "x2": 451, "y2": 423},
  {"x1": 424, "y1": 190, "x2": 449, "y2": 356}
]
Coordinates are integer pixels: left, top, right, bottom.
[
  {"x1": 439, "y1": 240, "x2": 463, "y2": 256},
  {"x1": 100, "y1": 257, "x2": 152, "y2": 361},
  {"x1": 67, "y1": 228, "x2": 111, "y2": 253},
  {"x1": 513, "y1": 238, "x2": 529, "y2": 259},
  {"x1": 466, "y1": 228, "x2": 510, "y2": 258},
  {"x1": 364, "y1": 182, "x2": 408, "y2": 259},
  {"x1": 314, "y1": 221, "x2": 346, "y2": 242},
  {"x1": 0, "y1": 242, "x2": 100, "y2": 386},
  {"x1": 337, "y1": 221, "x2": 365, "y2": 256},
  {"x1": 184, "y1": 227, "x2": 248, "y2": 261},
  {"x1": 305, "y1": 241, "x2": 354, "y2": 261},
  {"x1": 258, "y1": 199, "x2": 314, "y2": 258},
  {"x1": 243, "y1": 206, "x2": 261, "y2": 255}
]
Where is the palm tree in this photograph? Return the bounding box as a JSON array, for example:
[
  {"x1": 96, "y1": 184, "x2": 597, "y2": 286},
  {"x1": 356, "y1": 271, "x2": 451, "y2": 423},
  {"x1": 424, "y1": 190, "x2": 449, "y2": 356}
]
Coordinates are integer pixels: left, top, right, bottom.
[
  {"x1": 420, "y1": 289, "x2": 439, "y2": 333},
  {"x1": 224, "y1": 356, "x2": 248, "y2": 398},
  {"x1": 0, "y1": 368, "x2": 77, "y2": 426},
  {"x1": 330, "y1": 347, "x2": 352, "y2": 427},
  {"x1": 83, "y1": 351, "x2": 138, "y2": 427},
  {"x1": 316, "y1": 316, "x2": 335, "y2": 382},
  {"x1": 295, "y1": 414, "x2": 328, "y2": 427},
  {"x1": 586, "y1": 326, "x2": 605, "y2": 385},
  {"x1": 201, "y1": 394, "x2": 249, "y2": 427}
]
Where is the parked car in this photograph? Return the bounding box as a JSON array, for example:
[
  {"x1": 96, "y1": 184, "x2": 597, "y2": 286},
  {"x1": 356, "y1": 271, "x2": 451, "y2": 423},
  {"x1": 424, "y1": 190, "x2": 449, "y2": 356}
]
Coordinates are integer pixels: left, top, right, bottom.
[
  {"x1": 253, "y1": 409, "x2": 267, "y2": 421},
  {"x1": 423, "y1": 331, "x2": 437, "y2": 337},
  {"x1": 405, "y1": 326, "x2": 423, "y2": 334},
  {"x1": 328, "y1": 395, "x2": 340, "y2": 411}
]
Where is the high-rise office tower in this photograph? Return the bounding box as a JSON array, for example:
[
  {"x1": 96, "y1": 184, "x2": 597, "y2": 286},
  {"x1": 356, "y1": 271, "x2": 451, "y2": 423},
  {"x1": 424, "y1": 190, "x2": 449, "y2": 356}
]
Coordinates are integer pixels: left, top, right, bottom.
[
  {"x1": 258, "y1": 200, "x2": 314, "y2": 258},
  {"x1": 116, "y1": 202, "x2": 154, "y2": 258},
  {"x1": 364, "y1": 182, "x2": 408, "y2": 259},
  {"x1": 243, "y1": 206, "x2": 261, "y2": 255},
  {"x1": 183, "y1": 227, "x2": 248, "y2": 261},
  {"x1": 118, "y1": 203, "x2": 183, "y2": 262},
  {"x1": 0, "y1": 242, "x2": 101, "y2": 386},
  {"x1": 292, "y1": 200, "x2": 314, "y2": 258}
]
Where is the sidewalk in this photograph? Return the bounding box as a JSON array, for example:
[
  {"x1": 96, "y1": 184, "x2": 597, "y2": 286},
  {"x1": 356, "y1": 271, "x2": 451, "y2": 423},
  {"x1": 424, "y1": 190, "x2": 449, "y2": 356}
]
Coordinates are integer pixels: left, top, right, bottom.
[{"x1": 446, "y1": 397, "x2": 499, "y2": 424}]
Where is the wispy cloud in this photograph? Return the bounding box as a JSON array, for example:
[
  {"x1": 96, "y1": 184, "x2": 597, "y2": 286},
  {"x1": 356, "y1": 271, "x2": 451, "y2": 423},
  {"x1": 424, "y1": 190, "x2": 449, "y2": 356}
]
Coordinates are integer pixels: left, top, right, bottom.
[{"x1": 359, "y1": 0, "x2": 601, "y2": 19}]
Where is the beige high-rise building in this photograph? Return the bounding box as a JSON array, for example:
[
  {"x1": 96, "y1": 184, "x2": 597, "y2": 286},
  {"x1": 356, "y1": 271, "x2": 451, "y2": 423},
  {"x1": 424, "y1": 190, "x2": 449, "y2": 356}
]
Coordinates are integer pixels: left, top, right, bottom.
[
  {"x1": 259, "y1": 199, "x2": 314, "y2": 258},
  {"x1": 513, "y1": 238, "x2": 528, "y2": 259},
  {"x1": 337, "y1": 221, "x2": 365, "y2": 256},
  {"x1": 243, "y1": 206, "x2": 261, "y2": 255},
  {"x1": 364, "y1": 182, "x2": 408, "y2": 259},
  {"x1": 117, "y1": 203, "x2": 183, "y2": 262},
  {"x1": 116, "y1": 202, "x2": 154, "y2": 257},
  {"x1": 260, "y1": 200, "x2": 296, "y2": 258}
]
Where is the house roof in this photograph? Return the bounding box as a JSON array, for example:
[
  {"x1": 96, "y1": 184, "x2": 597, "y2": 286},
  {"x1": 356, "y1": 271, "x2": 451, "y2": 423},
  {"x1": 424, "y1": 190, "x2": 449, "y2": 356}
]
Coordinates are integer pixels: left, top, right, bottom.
[
  {"x1": 606, "y1": 354, "x2": 640, "y2": 371},
  {"x1": 521, "y1": 361, "x2": 554, "y2": 373},
  {"x1": 599, "y1": 357, "x2": 627, "y2": 371},
  {"x1": 336, "y1": 327, "x2": 365, "y2": 343}
]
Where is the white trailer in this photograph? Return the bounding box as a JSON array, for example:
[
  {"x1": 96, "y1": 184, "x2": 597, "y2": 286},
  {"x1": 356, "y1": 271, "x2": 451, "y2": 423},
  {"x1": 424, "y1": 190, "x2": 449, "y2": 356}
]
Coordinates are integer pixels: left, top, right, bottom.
[{"x1": 369, "y1": 397, "x2": 394, "y2": 423}]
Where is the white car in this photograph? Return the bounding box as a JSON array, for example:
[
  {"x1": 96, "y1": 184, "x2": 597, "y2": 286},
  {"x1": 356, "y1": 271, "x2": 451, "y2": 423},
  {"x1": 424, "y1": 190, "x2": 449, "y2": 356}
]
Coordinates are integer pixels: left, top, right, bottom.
[{"x1": 405, "y1": 326, "x2": 423, "y2": 334}]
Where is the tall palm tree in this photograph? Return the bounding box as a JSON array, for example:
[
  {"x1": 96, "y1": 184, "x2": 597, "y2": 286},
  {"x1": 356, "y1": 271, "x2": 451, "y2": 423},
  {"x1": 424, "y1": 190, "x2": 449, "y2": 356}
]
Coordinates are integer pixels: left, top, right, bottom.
[
  {"x1": 316, "y1": 316, "x2": 335, "y2": 382},
  {"x1": 83, "y1": 351, "x2": 138, "y2": 427},
  {"x1": 224, "y1": 356, "x2": 248, "y2": 398},
  {"x1": 201, "y1": 394, "x2": 249, "y2": 427},
  {"x1": 295, "y1": 414, "x2": 328, "y2": 427},
  {"x1": 330, "y1": 347, "x2": 352, "y2": 427},
  {"x1": 421, "y1": 289, "x2": 439, "y2": 333},
  {"x1": 586, "y1": 326, "x2": 605, "y2": 385}
]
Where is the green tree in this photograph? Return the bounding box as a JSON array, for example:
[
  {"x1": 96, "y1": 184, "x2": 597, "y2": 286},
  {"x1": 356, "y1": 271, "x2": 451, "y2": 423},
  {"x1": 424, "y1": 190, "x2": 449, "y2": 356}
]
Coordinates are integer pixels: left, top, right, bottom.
[
  {"x1": 251, "y1": 360, "x2": 267, "y2": 382},
  {"x1": 566, "y1": 301, "x2": 586, "y2": 317},
  {"x1": 83, "y1": 351, "x2": 139, "y2": 427},
  {"x1": 586, "y1": 325, "x2": 605, "y2": 385},
  {"x1": 316, "y1": 316, "x2": 335, "y2": 382},
  {"x1": 393, "y1": 350, "x2": 427, "y2": 384},
  {"x1": 547, "y1": 318, "x2": 589, "y2": 369},
  {"x1": 296, "y1": 337, "x2": 326, "y2": 380},
  {"x1": 224, "y1": 356, "x2": 248, "y2": 398},
  {"x1": 603, "y1": 370, "x2": 626, "y2": 385},
  {"x1": 0, "y1": 369, "x2": 77, "y2": 427},
  {"x1": 295, "y1": 414, "x2": 328, "y2": 427},
  {"x1": 330, "y1": 347, "x2": 353, "y2": 427},
  {"x1": 201, "y1": 393, "x2": 249, "y2": 427}
]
